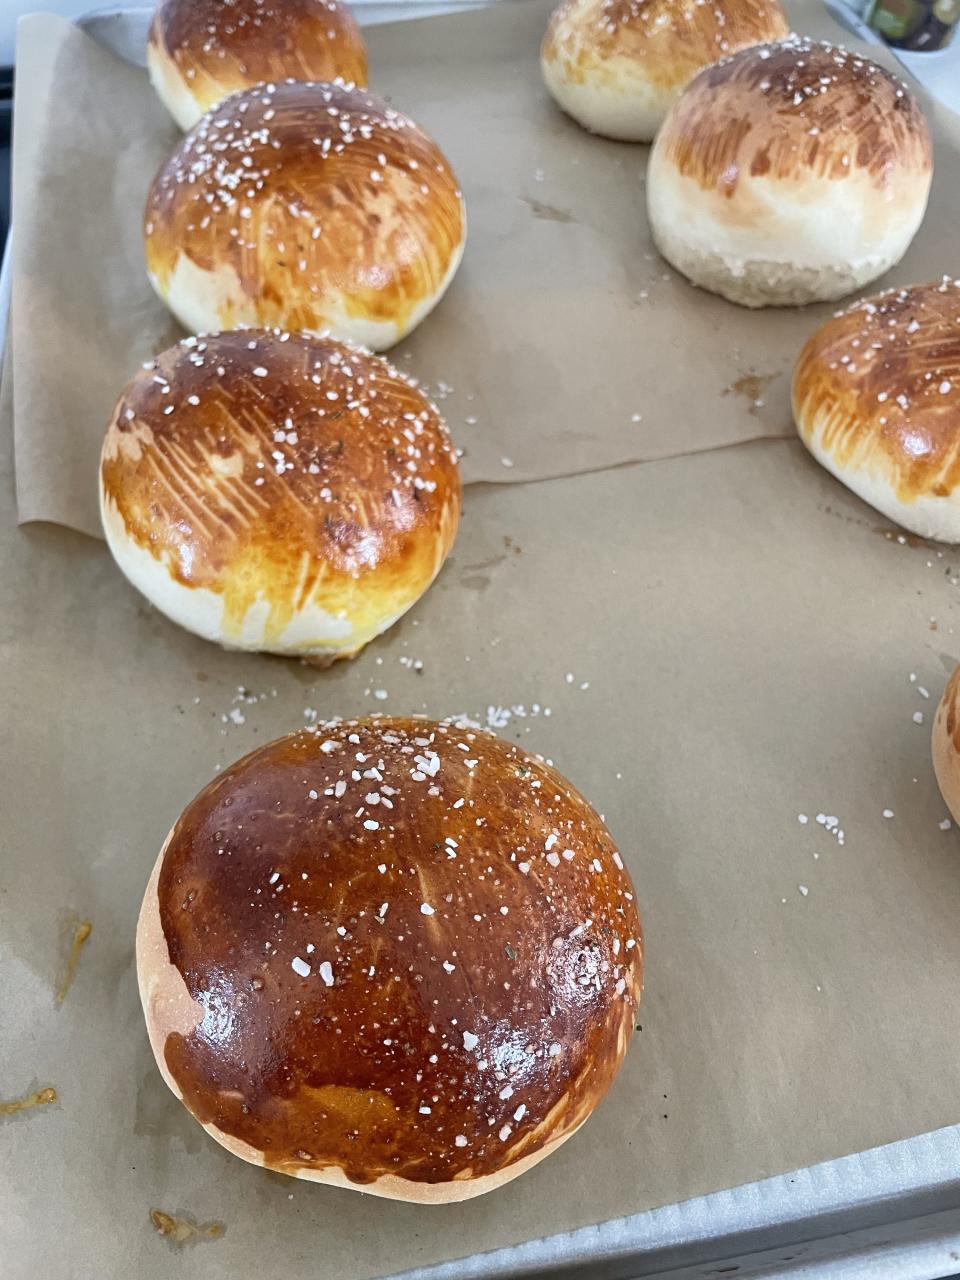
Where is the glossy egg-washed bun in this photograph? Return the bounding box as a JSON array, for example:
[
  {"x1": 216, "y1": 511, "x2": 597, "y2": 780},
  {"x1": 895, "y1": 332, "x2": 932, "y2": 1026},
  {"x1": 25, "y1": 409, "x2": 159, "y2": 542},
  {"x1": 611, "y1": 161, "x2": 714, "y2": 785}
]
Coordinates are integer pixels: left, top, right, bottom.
[
  {"x1": 933, "y1": 666, "x2": 960, "y2": 826},
  {"x1": 100, "y1": 330, "x2": 460, "y2": 660},
  {"x1": 136, "y1": 718, "x2": 644, "y2": 1201},
  {"x1": 541, "y1": 0, "x2": 789, "y2": 143},
  {"x1": 144, "y1": 80, "x2": 466, "y2": 350},
  {"x1": 793, "y1": 279, "x2": 960, "y2": 541},
  {"x1": 147, "y1": 0, "x2": 368, "y2": 131},
  {"x1": 647, "y1": 36, "x2": 932, "y2": 307}
]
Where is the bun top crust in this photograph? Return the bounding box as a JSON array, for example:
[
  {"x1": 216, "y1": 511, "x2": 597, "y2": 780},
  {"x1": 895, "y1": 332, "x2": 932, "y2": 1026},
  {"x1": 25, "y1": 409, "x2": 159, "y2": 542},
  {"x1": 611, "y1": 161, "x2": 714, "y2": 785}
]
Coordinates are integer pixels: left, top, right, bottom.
[
  {"x1": 655, "y1": 36, "x2": 931, "y2": 196},
  {"x1": 543, "y1": 0, "x2": 789, "y2": 92},
  {"x1": 143, "y1": 80, "x2": 465, "y2": 341},
  {"x1": 936, "y1": 664, "x2": 960, "y2": 756},
  {"x1": 144, "y1": 718, "x2": 643, "y2": 1188},
  {"x1": 100, "y1": 331, "x2": 460, "y2": 650},
  {"x1": 148, "y1": 0, "x2": 368, "y2": 119},
  {"x1": 933, "y1": 665, "x2": 960, "y2": 827},
  {"x1": 793, "y1": 279, "x2": 960, "y2": 505}
]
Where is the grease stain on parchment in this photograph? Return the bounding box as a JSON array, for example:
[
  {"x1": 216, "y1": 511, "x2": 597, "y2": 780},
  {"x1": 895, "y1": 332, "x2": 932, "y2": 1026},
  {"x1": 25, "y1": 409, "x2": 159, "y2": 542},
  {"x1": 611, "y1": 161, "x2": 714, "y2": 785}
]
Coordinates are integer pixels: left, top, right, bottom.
[
  {"x1": 150, "y1": 1209, "x2": 224, "y2": 1247},
  {"x1": 722, "y1": 370, "x2": 780, "y2": 416},
  {"x1": 56, "y1": 916, "x2": 92, "y2": 1005},
  {"x1": 0, "y1": 1086, "x2": 58, "y2": 1119},
  {"x1": 521, "y1": 196, "x2": 575, "y2": 224}
]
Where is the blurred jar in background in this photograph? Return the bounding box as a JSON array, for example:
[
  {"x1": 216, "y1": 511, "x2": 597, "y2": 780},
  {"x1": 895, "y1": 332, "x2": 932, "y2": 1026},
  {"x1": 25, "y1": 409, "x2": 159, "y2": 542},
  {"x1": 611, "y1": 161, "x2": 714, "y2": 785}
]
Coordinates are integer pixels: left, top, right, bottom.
[{"x1": 863, "y1": 0, "x2": 959, "y2": 49}]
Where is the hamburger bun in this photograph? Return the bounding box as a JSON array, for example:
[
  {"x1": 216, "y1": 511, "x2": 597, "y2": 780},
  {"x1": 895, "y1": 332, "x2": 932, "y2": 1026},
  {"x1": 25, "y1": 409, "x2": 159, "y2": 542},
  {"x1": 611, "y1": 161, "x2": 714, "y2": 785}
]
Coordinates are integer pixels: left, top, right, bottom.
[
  {"x1": 147, "y1": 0, "x2": 368, "y2": 131},
  {"x1": 647, "y1": 37, "x2": 932, "y2": 307},
  {"x1": 100, "y1": 330, "x2": 460, "y2": 659},
  {"x1": 136, "y1": 718, "x2": 644, "y2": 1200},
  {"x1": 144, "y1": 80, "x2": 466, "y2": 350}
]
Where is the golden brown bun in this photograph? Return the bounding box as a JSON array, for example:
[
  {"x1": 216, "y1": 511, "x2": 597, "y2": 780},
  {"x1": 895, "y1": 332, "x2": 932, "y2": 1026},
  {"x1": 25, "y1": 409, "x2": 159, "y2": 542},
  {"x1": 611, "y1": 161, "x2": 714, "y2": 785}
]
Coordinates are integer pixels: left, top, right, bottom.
[
  {"x1": 541, "y1": 0, "x2": 789, "y2": 142},
  {"x1": 144, "y1": 80, "x2": 466, "y2": 350},
  {"x1": 647, "y1": 38, "x2": 933, "y2": 306},
  {"x1": 136, "y1": 718, "x2": 644, "y2": 1201},
  {"x1": 933, "y1": 667, "x2": 960, "y2": 825},
  {"x1": 147, "y1": 0, "x2": 368, "y2": 130},
  {"x1": 99, "y1": 331, "x2": 461, "y2": 659},
  {"x1": 793, "y1": 279, "x2": 960, "y2": 540}
]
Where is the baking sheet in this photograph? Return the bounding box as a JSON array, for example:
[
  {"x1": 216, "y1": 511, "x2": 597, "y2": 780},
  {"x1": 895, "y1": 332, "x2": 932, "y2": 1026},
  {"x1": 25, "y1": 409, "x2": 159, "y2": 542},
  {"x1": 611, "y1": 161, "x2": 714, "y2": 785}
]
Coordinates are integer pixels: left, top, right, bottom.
[
  {"x1": 3, "y1": 421, "x2": 960, "y2": 1279},
  {"x1": 7, "y1": 0, "x2": 960, "y2": 538},
  {"x1": 398, "y1": 1123, "x2": 960, "y2": 1279},
  {"x1": 5, "y1": 3, "x2": 960, "y2": 1279}
]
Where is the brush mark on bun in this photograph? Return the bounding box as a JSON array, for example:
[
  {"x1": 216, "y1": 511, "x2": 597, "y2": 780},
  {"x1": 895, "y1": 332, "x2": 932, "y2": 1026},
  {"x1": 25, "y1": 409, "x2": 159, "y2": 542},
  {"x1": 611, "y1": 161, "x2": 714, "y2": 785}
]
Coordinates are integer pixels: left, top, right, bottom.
[{"x1": 660, "y1": 37, "x2": 931, "y2": 195}]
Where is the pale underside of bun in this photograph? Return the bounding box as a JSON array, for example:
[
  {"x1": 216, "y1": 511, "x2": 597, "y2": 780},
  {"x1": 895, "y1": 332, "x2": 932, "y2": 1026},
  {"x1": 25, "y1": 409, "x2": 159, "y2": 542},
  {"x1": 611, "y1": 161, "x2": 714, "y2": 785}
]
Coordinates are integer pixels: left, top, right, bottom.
[
  {"x1": 100, "y1": 487, "x2": 410, "y2": 659},
  {"x1": 136, "y1": 720, "x2": 643, "y2": 1200},
  {"x1": 144, "y1": 80, "x2": 466, "y2": 351},
  {"x1": 151, "y1": 235, "x2": 466, "y2": 355},
  {"x1": 647, "y1": 192, "x2": 915, "y2": 308},
  {"x1": 541, "y1": 47, "x2": 678, "y2": 143},
  {"x1": 146, "y1": 39, "x2": 208, "y2": 133},
  {"x1": 798, "y1": 431, "x2": 960, "y2": 541},
  {"x1": 146, "y1": 0, "x2": 368, "y2": 131},
  {"x1": 100, "y1": 331, "x2": 461, "y2": 659},
  {"x1": 647, "y1": 37, "x2": 932, "y2": 306},
  {"x1": 540, "y1": 0, "x2": 789, "y2": 142},
  {"x1": 792, "y1": 279, "x2": 960, "y2": 540},
  {"x1": 933, "y1": 668, "x2": 960, "y2": 826}
]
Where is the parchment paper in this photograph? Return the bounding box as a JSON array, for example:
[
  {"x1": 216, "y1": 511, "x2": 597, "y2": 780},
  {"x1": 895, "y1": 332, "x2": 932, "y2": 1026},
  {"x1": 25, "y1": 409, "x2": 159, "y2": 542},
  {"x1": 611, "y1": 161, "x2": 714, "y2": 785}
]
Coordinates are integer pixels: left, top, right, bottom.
[
  {"x1": 5, "y1": 4, "x2": 960, "y2": 1279},
  {"x1": 7, "y1": 0, "x2": 960, "y2": 537},
  {"x1": 4, "y1": 408, "x2": 960, "y2": 1279}
]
